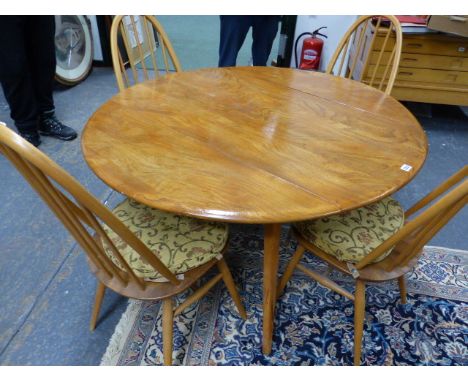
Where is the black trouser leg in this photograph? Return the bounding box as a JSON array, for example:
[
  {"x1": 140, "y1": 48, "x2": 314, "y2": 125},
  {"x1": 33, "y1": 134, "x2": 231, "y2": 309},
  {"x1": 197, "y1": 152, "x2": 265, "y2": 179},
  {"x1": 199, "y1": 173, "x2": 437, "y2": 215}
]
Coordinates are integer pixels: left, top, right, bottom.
[
  {"x1": 0, "y1": 16, "x2": 56, "y2": 133},
  {"x1": 0, "y1": 16, "x2": 38, "y2": 133},
  {"x1": 26, "y1": 16, "x2": 56, "y2": 114},
  {"x1": 218, "y1": 16, "x2": 253, "y2": 67},
  {"x1": 251, "y1": 16, "x2": 280, "y2": 66}
]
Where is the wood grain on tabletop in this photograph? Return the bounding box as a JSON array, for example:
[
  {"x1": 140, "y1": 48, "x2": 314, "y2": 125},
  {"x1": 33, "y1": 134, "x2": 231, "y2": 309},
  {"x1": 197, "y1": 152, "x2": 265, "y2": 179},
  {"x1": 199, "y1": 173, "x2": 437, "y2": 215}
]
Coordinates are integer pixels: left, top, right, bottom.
[{"x1": 82, "y1": 66, "x2": 428, "y2": 223}]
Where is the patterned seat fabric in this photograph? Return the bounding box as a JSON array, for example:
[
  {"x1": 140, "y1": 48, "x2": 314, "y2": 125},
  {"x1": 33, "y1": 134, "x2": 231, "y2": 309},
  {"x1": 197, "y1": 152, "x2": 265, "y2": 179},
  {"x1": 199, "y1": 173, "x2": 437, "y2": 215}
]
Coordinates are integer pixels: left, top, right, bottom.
[
  {"x1": 294, "y1": 197, "x2": 405, "y2": 263},
  {"x1": 102, "y1": 198, "x2": 228, "y2": 282}
]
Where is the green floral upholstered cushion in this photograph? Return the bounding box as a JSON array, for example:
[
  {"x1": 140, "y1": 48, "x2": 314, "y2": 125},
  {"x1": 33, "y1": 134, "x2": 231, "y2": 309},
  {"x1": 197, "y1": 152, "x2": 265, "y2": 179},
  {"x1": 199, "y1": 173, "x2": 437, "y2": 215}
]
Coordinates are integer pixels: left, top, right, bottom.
[
  {"x1": 294, "y1": 197, "x2": 404, "y2": 263},
  {"x1": 102, "y1": 198, "x2": 228, "y2": 282}
]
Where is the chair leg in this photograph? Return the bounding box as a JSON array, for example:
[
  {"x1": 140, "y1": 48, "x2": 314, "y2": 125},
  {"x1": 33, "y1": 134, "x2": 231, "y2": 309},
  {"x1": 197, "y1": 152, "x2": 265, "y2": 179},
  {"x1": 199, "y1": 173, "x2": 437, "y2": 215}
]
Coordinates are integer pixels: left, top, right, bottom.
[
  {"x1": 217, "y1": 257, "x2": 247, "y2": 319},
  {"x1": 162, "y1": 297, "x2": 174, "y2": 366},
  {"x1": 398, "y1": 275, "x2": 407, "y2": 304},
  {"x1": 277, "y1": 244, "x2": 306, "y2": 297},
  {"x1": 89, "y1": 281, "x2": 106, "y2": 331},
  {"x1": 354, "y1": 279, "x2": 366, "y2": 366}
]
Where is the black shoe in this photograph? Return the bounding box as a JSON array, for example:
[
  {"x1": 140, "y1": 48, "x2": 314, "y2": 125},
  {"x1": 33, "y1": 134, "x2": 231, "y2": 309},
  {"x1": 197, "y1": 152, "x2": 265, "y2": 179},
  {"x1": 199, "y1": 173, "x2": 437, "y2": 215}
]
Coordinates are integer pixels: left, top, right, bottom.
[
  {"x1": 38, "y1": 113, "x2": 78, "y2": 141},
  {"x1": 19, "y1": 131, "x2": 42, "y2": 147}
]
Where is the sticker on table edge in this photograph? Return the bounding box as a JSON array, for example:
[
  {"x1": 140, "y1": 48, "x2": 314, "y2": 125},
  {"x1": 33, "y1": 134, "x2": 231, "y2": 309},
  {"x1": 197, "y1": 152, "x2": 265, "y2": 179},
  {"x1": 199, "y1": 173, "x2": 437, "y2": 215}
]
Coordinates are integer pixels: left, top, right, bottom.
[{"x1": 400, "y1": 164, "x2": 413, "y2": 172}]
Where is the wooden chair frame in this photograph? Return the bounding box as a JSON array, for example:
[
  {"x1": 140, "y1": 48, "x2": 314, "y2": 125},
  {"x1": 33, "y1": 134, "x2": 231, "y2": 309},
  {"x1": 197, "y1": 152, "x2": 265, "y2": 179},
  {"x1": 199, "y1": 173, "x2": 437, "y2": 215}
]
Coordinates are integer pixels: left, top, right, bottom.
[
  {"x1": 326, "y1": 15, "x2": 403, "y2": 95},
  {"x1": 110, "y1": 15, "x2": 182, "y2": 91},
  {"x1": 278, "y1": 165, "x2": 467, "y2": 365},
  {"x1": 0, "y1": 123, "x2": 246, "y2": 365}
]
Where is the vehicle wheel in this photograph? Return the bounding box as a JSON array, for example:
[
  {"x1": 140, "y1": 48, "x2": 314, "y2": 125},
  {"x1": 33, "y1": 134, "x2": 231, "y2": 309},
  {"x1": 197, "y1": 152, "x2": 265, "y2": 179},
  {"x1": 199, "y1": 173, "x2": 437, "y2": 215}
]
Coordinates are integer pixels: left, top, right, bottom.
[{"x1": 54, "y1": 15, "x2": 93, "y2": 86}]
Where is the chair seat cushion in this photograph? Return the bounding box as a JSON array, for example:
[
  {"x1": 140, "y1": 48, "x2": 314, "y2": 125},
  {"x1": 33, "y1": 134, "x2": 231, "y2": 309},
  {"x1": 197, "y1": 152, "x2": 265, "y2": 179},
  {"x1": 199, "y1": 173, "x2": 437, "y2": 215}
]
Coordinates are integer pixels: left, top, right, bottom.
[
  {"x1": 102, "y1": 198, "x2": 228, "y2": 281},
  {"x1": 294, "y1": 197, "x2": 404, "y2": 263}
]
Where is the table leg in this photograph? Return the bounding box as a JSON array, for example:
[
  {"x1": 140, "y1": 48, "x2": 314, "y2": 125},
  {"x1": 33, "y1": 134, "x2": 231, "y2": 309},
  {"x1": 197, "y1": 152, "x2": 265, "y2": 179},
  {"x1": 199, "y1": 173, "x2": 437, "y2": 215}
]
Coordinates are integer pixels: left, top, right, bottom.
[{"x1": 262, "y1": 223, "x2": 281, "y2": 355}]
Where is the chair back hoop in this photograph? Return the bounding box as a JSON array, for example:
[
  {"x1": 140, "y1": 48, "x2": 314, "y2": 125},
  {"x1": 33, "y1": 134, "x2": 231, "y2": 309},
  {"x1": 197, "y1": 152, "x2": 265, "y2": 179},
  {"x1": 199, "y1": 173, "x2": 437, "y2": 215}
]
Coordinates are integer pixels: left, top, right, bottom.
[
  {"x1": 110, "y1": 15, "x2": 182, "y2": 91},
  {"x1": 355, "y1": 167, "x2": 468, "y2": 270},
  {"x1": 326, "y1": 15, "x2": 403, "y2": 95},
  {"x1": 0, "y1": 123, "x2": 180, "y2": 287}
]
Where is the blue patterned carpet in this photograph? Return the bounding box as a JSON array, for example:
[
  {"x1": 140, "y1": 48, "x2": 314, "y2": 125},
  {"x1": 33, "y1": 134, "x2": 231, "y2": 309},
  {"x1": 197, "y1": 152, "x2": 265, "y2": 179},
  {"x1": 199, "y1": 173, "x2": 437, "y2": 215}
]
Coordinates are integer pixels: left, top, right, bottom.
[{"x1": 101, "y1": 226, "x2": 468, "y2": 366}]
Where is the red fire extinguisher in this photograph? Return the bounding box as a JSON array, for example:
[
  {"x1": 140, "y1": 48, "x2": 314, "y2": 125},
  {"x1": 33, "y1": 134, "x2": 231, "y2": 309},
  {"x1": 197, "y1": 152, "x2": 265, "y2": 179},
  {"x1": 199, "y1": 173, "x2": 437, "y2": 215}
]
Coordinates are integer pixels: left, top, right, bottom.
[{"x1": 294, "y1": 27, "x2": 327, "y2": 70}]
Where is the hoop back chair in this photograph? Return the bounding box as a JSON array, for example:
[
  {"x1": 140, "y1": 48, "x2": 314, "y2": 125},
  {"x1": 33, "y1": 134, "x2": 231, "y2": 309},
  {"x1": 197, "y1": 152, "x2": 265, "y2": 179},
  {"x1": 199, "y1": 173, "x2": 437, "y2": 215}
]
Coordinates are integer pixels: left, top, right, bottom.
[
  {"x1": 0, "y1": 122, "x2": 246, "y2": 365},
  {"x1": 110, "y1": 15, "x2": 182, "y2": 91},
  {"x1": 326, "y1": 15, "x2": 403, "y2": 95},
  {"x1": 278, "y1": 166, "x2": 467, "y2": 365}
]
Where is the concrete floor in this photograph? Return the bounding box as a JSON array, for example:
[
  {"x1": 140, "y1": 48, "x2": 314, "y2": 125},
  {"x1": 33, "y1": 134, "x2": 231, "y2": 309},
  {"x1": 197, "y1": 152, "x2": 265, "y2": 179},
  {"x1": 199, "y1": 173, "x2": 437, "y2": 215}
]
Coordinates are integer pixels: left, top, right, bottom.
[{"x1": 0, "y1": 16, "x2": 467, "y2": 365}]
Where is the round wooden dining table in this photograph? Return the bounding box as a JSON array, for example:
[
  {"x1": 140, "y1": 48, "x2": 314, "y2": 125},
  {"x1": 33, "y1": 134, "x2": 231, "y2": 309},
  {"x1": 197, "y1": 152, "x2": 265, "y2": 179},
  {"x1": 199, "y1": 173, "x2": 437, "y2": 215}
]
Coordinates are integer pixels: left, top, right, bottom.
[{"x1": 82, "y1": 66, "x2": 428, "y2": 355}]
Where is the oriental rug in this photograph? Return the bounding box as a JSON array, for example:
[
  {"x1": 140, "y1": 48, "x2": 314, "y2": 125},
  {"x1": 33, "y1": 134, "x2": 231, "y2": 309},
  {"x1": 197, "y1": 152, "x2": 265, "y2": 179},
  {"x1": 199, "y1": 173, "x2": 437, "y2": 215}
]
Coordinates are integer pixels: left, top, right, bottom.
[{"x1": 101, "y1": 226, "x2": 468, "y2": 366}]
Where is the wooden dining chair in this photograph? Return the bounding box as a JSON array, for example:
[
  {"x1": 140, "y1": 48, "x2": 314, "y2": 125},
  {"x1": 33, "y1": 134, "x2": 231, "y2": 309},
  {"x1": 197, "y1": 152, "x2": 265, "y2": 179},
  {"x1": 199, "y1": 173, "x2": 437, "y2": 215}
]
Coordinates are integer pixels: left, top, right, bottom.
[
  {"x1": 0, "y1": 122, "x2": 246, "y2": 365},
  {"x1": 278, "y1": 166, "x2": 467, "y2": 365},
  {"x1": 110, "y1": 15, "x2": 182, "y2": 91},
  {"x1": 326, "y1": 15, "x2": 403, "y2": 95}
]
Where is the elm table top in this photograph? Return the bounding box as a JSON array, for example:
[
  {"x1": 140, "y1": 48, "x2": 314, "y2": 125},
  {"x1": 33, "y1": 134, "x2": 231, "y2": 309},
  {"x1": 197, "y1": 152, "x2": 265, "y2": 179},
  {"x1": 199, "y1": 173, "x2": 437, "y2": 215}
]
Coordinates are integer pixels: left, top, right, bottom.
[{"x1": 82, "y1": 66, "x2": 428, "y2": 224}]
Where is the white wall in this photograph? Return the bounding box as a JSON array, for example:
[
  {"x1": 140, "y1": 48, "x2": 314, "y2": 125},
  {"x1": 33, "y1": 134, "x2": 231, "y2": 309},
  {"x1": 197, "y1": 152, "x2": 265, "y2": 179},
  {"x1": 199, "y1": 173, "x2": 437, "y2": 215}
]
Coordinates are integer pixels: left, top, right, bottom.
[{"x1": 291, "y1": 16, "x2": 358, "y2": 71}]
